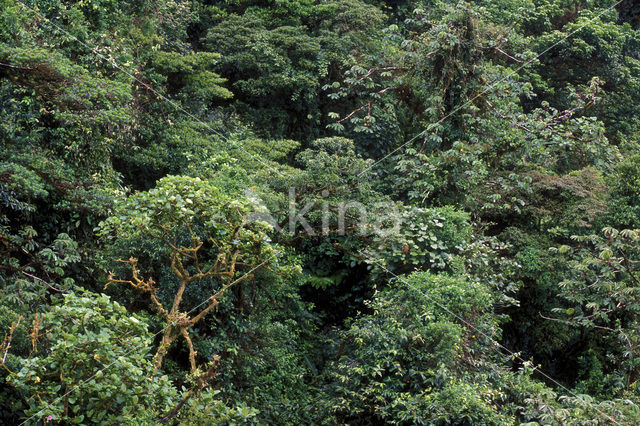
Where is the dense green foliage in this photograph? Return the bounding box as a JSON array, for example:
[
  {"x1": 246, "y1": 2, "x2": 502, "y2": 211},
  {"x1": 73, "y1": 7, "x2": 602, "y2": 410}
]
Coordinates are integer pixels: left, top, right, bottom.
[{"x1": 2, "y1": 0, "x2": 640, "y2": 424}]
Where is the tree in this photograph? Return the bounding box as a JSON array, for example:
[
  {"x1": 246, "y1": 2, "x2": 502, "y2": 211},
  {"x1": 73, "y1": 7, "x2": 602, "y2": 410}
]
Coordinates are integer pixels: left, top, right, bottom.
[
  {"x1": 99, "y1": 175, "x2": 278, "y2": 372},
  {"x1": 6, "y1": 290, "x2": 177, "y2": 424},
  {"x1": 551, "y1": 227, "x2": 640, "y2": 394},
  {"x1": 321, "y1": 271, "x2": 514, "y2": 424}
]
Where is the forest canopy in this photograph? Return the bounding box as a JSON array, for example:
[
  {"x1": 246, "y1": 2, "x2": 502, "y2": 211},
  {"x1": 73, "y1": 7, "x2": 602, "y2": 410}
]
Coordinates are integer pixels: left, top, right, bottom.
[{"x1": 2, "y1": 0, "x2": 640, "y2": 424}]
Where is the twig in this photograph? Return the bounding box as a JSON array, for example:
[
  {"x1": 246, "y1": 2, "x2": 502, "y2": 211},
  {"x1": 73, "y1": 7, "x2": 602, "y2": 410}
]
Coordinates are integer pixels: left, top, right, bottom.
[{"x1": 21, "y1": 271, "x2": 64, "y2": 292}]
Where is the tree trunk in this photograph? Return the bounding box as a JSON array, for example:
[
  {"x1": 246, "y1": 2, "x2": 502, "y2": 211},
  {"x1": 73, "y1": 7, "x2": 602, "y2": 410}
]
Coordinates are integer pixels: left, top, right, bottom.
[{"x1": 154, "y1": 328, "x2": 176, "y2": 372}]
